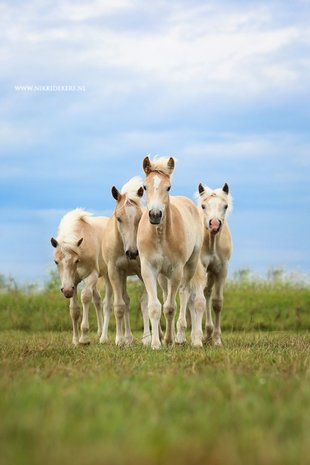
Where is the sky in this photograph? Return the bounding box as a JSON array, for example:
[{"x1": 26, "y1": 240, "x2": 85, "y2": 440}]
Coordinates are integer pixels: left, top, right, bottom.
[{"x1": 0, "y1": 0, "x2": 310, "y2": 284}]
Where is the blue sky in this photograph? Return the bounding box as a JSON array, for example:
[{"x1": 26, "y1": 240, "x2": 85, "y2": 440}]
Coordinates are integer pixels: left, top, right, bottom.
[{"x1": 0, "y1": 0, "x2": 310, "y2": 284}]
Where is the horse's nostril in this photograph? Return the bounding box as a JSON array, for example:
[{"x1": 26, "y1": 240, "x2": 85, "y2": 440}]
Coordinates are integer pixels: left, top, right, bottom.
[{"x1": 61, "y1": 287, "x2": 64, "y2": 293}]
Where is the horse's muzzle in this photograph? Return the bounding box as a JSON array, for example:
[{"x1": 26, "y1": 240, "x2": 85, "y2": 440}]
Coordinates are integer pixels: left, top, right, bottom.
[
  {"x1": 61, "y1": 286, "x2": 75, "y2": 298},
  {"x1": 209, "y1": 219, "x2": 222, "y2": 234},
  {"x1": 149, "y1": 209, "x2": 162, "y2": 225},
  {"x1": 126, "y1": 249, "x2": 139, "y2": 260}
]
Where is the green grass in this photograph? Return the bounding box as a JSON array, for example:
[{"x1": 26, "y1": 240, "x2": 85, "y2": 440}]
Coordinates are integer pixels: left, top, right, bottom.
[
  {"x1": 1, "y1": 281, "x2": 309, "y2": 332},
  {"x1": 0, "y1": 283, "x2": 310, "y2": 465}
]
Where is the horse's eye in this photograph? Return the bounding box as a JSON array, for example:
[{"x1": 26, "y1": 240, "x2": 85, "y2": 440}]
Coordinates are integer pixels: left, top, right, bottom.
[
  {"x1": 224, "y1": 205, "x2": 228, "y2": 210},
  {"x1": 143, "y1": 185, "x2": 147, "y2": 191},
  {"x1": 167, "y1": 186, "x2": 171, "y2": 192},
  {"x1": 75, "y1": 259, "x2": 80, "y2": 264},
  {"x1": 117, "y1": 217, "x2": 122, "y2": 223},
  {"x1": 201, "y1": 205, "x2": 206, "y2": 210},
  {"x1": 54, "y1": 260, "x2": 58, "y2": 265}
]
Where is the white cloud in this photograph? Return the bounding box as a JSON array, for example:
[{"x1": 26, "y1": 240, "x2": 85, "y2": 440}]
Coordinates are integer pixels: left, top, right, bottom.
[{"x1": 1, "y1": 1, "x2": 309, "y2": 98}]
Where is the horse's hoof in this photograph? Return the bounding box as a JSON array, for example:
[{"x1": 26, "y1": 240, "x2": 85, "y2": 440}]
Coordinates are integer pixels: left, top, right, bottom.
[
  {"x1": 79, "y1": 340, "x2": 91, "y2": 346},
  {"x1": 192, "y1": 339, "x2": 203, "y2": 348},
  {"x1": 115, "y1": 338, "x2": 125, "y2": 347},
  {"x1": 213, "y1": 338, "x2": 222, "y2": 347},
  {"x1": 124, "y1": 336, "x2": 134, "y2": 345},
  {"x1": 175, "y1": 335, "x2": 186, "y2": 344},
  {"x1": 142, "y1": 335, "x2": 152, "y2": 346},
  {"x1": 99, "y1": 336, "x2": 108, "y2": 344},
  {"x1": 151, "y1": 341, "x2": 162, "y2": 350}
]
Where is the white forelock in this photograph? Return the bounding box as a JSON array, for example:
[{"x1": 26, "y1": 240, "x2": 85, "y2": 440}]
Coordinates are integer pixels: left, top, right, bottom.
[
  {"x1": 121, "y1": 176, "x2": 144, "y2": 205},
  {"x1": 57, "y1": 208, "x2": 92, "y2": 243}
]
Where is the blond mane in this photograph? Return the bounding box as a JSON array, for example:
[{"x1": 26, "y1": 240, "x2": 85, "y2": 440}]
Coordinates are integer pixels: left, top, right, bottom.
[
  {"x1": 147, "y1": 156, "x2": 176, "y2": 177},
  {"x1": 121, "y1": 176, "x2": 144, "y2": 206},
  {"x1": 57, "y1": 208, "x2": 92, "y2": 250},
  {"x1": 195, "y1": 185, "x2": 233, "y2": 215}
]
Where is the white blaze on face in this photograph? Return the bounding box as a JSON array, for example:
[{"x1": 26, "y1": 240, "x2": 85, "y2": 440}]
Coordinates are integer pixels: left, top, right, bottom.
[
  {"x1": 153, "y1": 175, "x2": 161, "y2": 190},
  {"x1": 59, "y1": 249, "x2": 76, "y2": 289},
  {"x1": 123, "y1": 204, "x2": 137, "y2": 250},
  {"x1": 147, "y1": 175, "x2": 165, "y2": 213}
]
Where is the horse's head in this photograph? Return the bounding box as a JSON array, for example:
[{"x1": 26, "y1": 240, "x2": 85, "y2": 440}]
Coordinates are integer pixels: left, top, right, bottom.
[
  {"x1": 142, "y1": 156, "x2": 175, "y2": 225},
  {"x1": 198, "y1": 183, "x2": 232, "y2": 235},
  {"x1": 50, "y1": 237, "x2": 83, "y2": 298},
  {"x1": 111, "y1": 178, "x2": 144, "y2": 260}
]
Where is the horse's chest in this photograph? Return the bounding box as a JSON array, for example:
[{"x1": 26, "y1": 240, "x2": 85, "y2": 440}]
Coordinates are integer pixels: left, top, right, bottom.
[
  {"x1": 202, "y1": 253, "x2": 222, "y2": 275},
  {"x1": 161, "y1": 257, "x2": 175, "y2": 277},
  {"x1": 151, "y1": 251, "x2": 175, "y2": 277},
  {"x1": 116, "y1": 256, "x2": 140, "y2": 275}
]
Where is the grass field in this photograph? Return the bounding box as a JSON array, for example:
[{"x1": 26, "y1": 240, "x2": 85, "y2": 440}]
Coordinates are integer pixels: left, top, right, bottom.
[{"x1": 0, "y1": 281, "x2": 310, "y2": 465}]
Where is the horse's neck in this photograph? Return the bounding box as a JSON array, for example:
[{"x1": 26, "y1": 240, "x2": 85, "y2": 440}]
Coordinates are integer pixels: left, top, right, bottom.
[{"x1": 208, "y1": 231, "x2": 217, "y2": 256}]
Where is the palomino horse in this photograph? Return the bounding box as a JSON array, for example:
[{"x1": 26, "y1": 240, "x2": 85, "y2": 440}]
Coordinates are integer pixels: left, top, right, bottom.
[
  {"x1": 137, "y1": 156, "x2": 204, "y2": 349},
  {"x1": 197, "y1": 182, "x2": 233, "y2": 345},
  {"x1": 101, "y1": 177, "x2": 151, "y2": 346},
  {"x1": 51, "y1": 209, "x2": 111, "y2": 345}
]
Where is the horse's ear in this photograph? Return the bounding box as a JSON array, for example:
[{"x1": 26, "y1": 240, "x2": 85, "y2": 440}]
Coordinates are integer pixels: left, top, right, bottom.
[
  {"x1": 167, "y1": 157, "x2": 175, "y2": 174},
  {"x1": 198, "y1": 183, "x2": 205, "y2": 195},
  {"x1": 51, "y1": 237, "x2": 58, "y2": 248},
  {"x1": 77, "y1": 238, "x2": 83, "y2": 247},
  {"x1": 137, "y1": 186, "x2": 144, "y2": 198},
  {"x1": 222, "y1": 183, "x2": 229, "y2": 195},
  {"x1": 143, "y1": 156, "x2": 151, "y2": 175},
  {"x1": 112, "y1": 186, "x2": 120, "y2": 201}
]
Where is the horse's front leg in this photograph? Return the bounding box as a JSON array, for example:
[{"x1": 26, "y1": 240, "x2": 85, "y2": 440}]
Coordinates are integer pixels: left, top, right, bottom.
[
  {"x1": 109, "y1": 266, "x2": 127, "y2": 346},
  {"x1": 69, "y1": 288, "x2": 81, "y2": 346},
  {"x1": 100, "y1": 278, "x2": 113, "y2": 344},
  {"x1": 164, "y1": 268, "x2": 183, "y2": 346},
  {"x1": 92, "y1": 284, "x2": 103, "y2": 338},
  {"x1": 140, "y1": 259, "x2": 161, "y2": 350},
  {"x1": 80, "y1": 271, "x2": 99, "y2": 344},
  {"x1": 175, "y1": 281, "x2": 190, "y2": 344},
  {"x1": 204, "y1": 272, "x2": 215, "y2": 343},
  {"x1": 140, "y1": 285, "x2": 151, "y2": 346},
  {"x1": 212, "y1": 266, "x2": 227, "y2": 346},
  {"x1": 122, "y1": 280, "x2": 133, "y2": 345}
]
